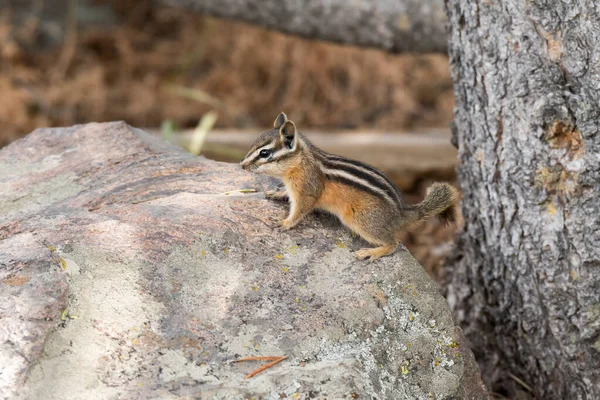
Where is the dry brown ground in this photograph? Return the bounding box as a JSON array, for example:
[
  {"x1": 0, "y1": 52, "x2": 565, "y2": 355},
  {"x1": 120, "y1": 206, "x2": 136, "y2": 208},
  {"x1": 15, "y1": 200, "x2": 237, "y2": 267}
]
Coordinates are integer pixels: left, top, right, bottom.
[{"x1": 0, "y1": 2, "x2": 458, "y2": 280}]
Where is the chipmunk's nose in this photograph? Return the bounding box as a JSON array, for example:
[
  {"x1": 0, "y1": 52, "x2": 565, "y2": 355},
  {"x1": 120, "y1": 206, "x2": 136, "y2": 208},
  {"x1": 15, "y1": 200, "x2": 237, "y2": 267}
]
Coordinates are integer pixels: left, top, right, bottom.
[{"x1": 239, "y1": 160, "x2": 249, "y2": 170}]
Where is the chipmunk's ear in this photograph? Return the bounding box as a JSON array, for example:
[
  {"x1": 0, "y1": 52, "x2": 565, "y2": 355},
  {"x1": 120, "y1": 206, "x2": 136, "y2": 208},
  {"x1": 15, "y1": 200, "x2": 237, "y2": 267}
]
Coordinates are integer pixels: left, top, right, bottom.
[
  {"x1": 279, "y1": 120, "x2": 296, "y2": 149},
  {"x1": 273, "y1": 112, "x2": 288, "y2": 129}
]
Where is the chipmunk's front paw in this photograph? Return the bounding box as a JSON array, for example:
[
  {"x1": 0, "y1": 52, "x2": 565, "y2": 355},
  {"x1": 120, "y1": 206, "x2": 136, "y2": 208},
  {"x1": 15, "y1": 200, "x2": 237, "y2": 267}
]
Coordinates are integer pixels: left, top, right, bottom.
[
  {"x1": 265, "y1": 190, "x2": 288, "y2": 201},
  {"x1": 279, "y1": 218, "x2": 297, "y2": 231}
]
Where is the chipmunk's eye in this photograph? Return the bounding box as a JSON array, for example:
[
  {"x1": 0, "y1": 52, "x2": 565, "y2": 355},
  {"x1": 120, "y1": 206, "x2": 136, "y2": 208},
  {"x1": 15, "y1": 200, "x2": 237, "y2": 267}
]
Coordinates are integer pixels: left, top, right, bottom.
[{"x1": 259, "y1": 149, "x2": 272, "y2": 158}]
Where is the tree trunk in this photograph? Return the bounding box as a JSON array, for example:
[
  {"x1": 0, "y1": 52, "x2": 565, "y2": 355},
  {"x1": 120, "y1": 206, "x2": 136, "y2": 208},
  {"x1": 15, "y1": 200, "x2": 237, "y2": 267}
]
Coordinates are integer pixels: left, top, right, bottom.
[
  {"x1": 157, "y1": 0, "x2": 448, "y2": 53},
  {"x1": 445, "y1": 0, "x2": 600, "y2": 398}
]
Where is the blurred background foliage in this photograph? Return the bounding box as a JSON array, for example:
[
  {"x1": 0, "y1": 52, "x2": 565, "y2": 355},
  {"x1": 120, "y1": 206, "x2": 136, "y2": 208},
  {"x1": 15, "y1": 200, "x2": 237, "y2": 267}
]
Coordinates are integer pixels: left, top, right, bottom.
[
  {"x1": 0, "y1": 0, "x2": 458, "y2": 280},
  {"x1": 0, "y1": 0, "x2": 454, "y2": 146}
]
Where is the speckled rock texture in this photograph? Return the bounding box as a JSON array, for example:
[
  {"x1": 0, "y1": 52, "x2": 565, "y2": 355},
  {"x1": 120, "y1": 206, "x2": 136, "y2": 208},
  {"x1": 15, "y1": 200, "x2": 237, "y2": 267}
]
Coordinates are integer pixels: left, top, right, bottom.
[{"x1": 0, "y1": 122, "x2": 487, "y2": 400}]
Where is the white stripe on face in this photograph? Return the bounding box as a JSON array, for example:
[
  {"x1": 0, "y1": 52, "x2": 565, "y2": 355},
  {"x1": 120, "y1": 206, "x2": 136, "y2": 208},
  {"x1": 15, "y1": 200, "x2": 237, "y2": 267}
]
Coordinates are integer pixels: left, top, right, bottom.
[
  {"x1": 244, "y1": 142, "x2": 277, "y2": 164},
  {"x1": 270, "y1": 146, "x2": 294, "y2": 161},
  {"x1": 269, "y1": 134, "x2": 297, "y2": 161}
]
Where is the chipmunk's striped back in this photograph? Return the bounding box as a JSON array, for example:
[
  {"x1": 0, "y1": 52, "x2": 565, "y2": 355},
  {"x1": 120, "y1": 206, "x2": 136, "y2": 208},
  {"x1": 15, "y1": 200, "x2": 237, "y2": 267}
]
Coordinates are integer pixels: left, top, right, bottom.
[
  {"x1": 240, "y1": 112, "x2": 458, "y2": 261},
  {"x1": 240, "y1": 112, "x2": 404, "y2": 208},
  {"x1": 306, "y1": 141, "x2": 404, "y2": 208}
]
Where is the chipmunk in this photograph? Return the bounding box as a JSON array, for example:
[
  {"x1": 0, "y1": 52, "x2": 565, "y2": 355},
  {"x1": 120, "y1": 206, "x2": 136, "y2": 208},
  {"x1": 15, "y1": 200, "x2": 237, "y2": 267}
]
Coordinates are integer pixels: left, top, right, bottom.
[{"x1": 240, "y1": 112, "x2": 458, "y2": 261}]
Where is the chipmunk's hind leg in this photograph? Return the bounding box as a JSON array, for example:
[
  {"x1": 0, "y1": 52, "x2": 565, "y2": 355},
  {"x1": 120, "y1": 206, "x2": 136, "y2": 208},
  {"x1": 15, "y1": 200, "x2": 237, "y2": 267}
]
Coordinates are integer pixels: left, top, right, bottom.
[
  {"x1": 355, "y1": 244, "x2": 397, "y2": 262},
  {"x1": 346, "y1": 210, "x2": 399, "y2": 262}
]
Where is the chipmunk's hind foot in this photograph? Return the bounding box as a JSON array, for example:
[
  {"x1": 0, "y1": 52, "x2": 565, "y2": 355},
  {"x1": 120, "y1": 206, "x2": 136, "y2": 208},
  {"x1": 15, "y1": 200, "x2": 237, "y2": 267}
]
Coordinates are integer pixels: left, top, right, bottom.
[{"x1": 355, "y1": 244, "x2": 397, "y2": 262}]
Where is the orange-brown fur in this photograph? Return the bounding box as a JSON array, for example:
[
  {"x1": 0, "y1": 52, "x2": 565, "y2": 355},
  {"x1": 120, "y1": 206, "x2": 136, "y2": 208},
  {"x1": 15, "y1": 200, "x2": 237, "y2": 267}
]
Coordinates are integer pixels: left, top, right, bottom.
[
  {"x1": 317, "y1": 181, "x2": 384, "y2": 242},
  {"x1": 241, "y1": 112, "x2": 458, "y2": 261},
  {"x1": 316, "y1": 181, "x2": 404, "y2": 259}
]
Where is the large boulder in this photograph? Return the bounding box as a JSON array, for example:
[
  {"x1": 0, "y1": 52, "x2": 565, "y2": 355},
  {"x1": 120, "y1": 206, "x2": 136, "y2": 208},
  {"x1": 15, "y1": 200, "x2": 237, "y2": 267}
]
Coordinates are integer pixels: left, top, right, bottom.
[{"x1": 0, "y1": 122, "x2": 487, "y2": 399}]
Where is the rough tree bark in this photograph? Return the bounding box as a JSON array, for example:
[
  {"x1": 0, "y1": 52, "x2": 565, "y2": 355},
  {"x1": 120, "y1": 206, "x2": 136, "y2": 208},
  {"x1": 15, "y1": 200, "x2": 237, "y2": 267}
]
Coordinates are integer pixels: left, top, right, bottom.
[
  {"x1": 156, "y1": 0, "x2": 448, "y2": 53},
  {"x1": 445, "y1": 1, "x2": 600, "y2": 399}
]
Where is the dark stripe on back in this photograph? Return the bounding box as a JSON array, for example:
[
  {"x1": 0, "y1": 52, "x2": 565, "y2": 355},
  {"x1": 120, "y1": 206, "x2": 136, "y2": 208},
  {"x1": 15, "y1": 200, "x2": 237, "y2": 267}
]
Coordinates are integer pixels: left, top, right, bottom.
[
  {"x1": 302, "y1": 134, "x2": 403, "y2": 205},
  {"x1": 325, "y1": 173, "x2": 390, "y2": 201},
  {"x1": 320, "y1": 158, "x2": 401, "y2": 205},
  {"x1": 325, "y1": 154, "x2": 403, "y2": 200}
]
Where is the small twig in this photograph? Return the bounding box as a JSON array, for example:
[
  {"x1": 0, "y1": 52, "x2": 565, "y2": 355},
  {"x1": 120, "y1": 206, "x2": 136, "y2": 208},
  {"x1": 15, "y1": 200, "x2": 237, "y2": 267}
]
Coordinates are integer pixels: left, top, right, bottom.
[
  {"x1": 234, "y1": 356, "x2": 287, "y2": 379},
  {"x1": 11, "y1": 194, "x2": 28, "y2": 202},
  {"x1": 507, "y1": 372, "x2": 534, "y2": 392},
  {"x1": 219, "y1": 189, "x2": 258, "y2": 196}
]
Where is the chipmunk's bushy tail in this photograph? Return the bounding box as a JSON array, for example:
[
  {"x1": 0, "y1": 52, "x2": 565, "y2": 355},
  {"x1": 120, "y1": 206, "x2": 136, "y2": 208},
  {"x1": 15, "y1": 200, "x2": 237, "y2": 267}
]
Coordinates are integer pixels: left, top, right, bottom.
[{"x1": 413, "y1": 182, "x2": 459, "y2": 226}]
